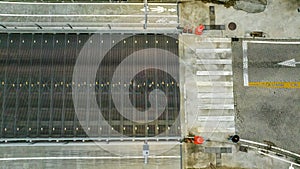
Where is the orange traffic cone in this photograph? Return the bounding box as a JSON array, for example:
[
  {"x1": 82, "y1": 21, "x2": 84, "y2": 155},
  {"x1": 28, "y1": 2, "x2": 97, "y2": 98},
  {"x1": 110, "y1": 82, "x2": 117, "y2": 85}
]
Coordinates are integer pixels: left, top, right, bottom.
[{"x1": 195, "y1": 24, "x2": 205, "y2": 35}]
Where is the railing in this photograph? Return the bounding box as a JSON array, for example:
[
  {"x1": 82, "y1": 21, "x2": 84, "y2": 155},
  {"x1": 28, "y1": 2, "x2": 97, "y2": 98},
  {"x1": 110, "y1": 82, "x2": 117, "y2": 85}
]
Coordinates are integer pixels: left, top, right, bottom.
[
  {"x1": 0, "y1": 1, "x2": 179, "y2": 32},
  {"x1": 240, "y1": 139, "x2": 300, "y2": 167},
  {"x1": 0, "y1": 136, "x2": 182, "y2": 143}
]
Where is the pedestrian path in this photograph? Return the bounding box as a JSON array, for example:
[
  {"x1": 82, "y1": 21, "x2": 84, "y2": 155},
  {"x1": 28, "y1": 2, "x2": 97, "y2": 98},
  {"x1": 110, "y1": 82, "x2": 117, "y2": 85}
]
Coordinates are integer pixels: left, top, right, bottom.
[
  {"x1": 0, "y1": 2, "x2": 179, "y2": 32},
  {"x1": 180, "y1": 35, "x2": 235, "y2": 140}
]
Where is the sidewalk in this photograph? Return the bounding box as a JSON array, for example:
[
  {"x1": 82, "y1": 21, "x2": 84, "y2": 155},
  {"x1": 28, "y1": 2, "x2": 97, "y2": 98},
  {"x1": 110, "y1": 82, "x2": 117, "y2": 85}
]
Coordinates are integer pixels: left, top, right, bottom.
[{"x1": 179, "y1": 0, "x2": 300, "y2": 39}]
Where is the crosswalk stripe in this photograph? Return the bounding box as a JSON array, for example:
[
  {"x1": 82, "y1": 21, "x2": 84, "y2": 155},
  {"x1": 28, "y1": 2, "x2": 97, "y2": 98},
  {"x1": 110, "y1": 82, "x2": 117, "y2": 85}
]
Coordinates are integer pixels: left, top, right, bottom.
[
  {"x1": 197, "y1": 116, "x2": 234, "y2": 121},
  {"x1": 184, "y1": 37, "x2": 236, "y2": 136},
  {"x1": 195, "y1": 38, "x2": 231, "y2": 43},
  {"x1": 197, "y1": 104, "x2": 234, "y2": 109},
  {"x1": 197, "y1": 93, "x2": 233, "y2": 99},
  {"x1": 196, "y1": 48, "x2": 231, "y2": 53},
  {"x1": 196, "y1": 81, "x2": 233, "y2": 86},
  {"x1": 196, "y1": 71, "x2": 232, "y2": 76},
  {"x1": 196, "y1": 59, "x2": 232, "y2": 64},
  {"x1": 197, "y1": 127, "x2": 235, "y2": 133},
  {"x1": 197, "y1": 86, "x2": 233, "y2": 93}
]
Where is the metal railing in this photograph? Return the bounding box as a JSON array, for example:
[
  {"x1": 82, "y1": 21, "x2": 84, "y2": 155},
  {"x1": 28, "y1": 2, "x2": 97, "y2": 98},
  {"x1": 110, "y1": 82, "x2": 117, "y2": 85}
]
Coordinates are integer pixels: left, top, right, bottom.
[{"x1": 0, "y1": 1, "x2": 179, "y2": 32}]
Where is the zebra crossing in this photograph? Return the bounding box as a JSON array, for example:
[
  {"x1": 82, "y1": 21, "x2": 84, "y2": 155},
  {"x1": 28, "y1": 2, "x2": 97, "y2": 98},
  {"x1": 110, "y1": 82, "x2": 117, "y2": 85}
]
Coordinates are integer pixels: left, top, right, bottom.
[{"x1": 180, "y1": 35, "x2": 235, "y2": 139}]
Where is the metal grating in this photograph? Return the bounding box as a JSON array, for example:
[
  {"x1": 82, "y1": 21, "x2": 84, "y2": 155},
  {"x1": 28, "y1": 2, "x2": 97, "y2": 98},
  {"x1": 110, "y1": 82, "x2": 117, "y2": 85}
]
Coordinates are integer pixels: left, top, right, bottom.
[{"x1": 0, "y1": 33, "x2": 180, "y2": 139}]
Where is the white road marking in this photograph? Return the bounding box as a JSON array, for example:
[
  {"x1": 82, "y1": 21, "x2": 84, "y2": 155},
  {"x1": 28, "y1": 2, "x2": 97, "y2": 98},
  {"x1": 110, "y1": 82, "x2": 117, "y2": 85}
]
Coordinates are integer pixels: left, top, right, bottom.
[
  {"x1": 168, "y1": 8, "x2": 177, "y2": 12},
  {"x1": 196, "y1": 48, "x2": 232, "y2": 53},
  {"x1": 198, "y1": 116, "x2": 234, "y2": 121},
  {"x1": 197, "y1": 93, "x2": 234, "y2": 99},
  {"x1": 196, "y1": 81, "x2": 233, "y2": 86},
  {"x1": 0, "y1": 156, "x2": 180, "y2": 161},
  {"x1": 190, "y1": 38, "x2": 236, "y2": 135},
  {"x1": 0, "y1": 14, "x2": 177, "y2": 17},
  {"x1": 196, "y1": 59, "x2": 232, "y2": 65},
  {"x1": 247, "y1": 41, "x2": 300, "y2": 45},
  {"x1": 0, "y1": 1, "x2": 177, "y2": 6},
  {"x1": 140, "y1": 7, "x2": 149, "y2": 12},
  {"x1": 242, "y1": 40, "x2": 300, "y2": 86},
  {"x1": 197, "y1": 127, "x2": 235, "y2": 133},
  {"x1": 195, "y1": 38, "x2": 231, "y2": 43},
  {"x1": 196, "y1": 71, "x2": 232, "y2": 76},
  {"x1": 150, "y1": 6, "x2": 166, "y2": 13},
  {"x1": 277, "y1": 58, "x2": 300, "y2": 67},
  {"x1": 198, "y1": 104, "x2": 234, "y2": 109},
  {"x1": 242, "y1": 41, "x2": 249, "y2": 86}
]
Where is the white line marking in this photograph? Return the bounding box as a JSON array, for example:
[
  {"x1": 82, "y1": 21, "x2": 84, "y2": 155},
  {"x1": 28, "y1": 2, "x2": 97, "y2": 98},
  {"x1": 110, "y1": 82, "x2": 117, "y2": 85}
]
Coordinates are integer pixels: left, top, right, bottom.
[
  {"x1": 196, "y1": 59, "x2": 232, "y2": 65},
  {"x1": 196, "y1": 82, "x2": 233, "y2": 86},
  {"x1": 0, "y1": 1, "x2": 177, "y2": 6},
  {"x1": 198, "y1": 116, "x2": 234, "y2": 121},
  {"x1": 277, "y1": 58, "x2": 300, "y2": 67},
  {"x1": 196, "y1": 48, "x2": 232, "y2": 53},
  {"x1": 198, "y1": 104, "x2": 234, "y2": 109},
  {"x1": 242, "y1": 41, "x2": 249, "y2": 86},
  {"x1": 246, "y1": 41, "x2": 300, "y2": 45},
  {"x1": 197, "y1": 93, "x2": 234, "y2": 99},
  {"x1": 197, "y1": 87, "x2": 233, "y2": 93},
  {"x1": 196, "y1": 71, "x2": 232, "y2": 76},
  {"x1": 0, "y1": 156, "x2": 180, "y2": 161},
  {"x1": 195, "y1": 38, "x2": 231, "y2": 43},
  {"x1": 0, "y1": 14, "x2": 177, "y2": 17},
  {"x1": 197, "y1": 127, "x2": 235, "y2": 133}
]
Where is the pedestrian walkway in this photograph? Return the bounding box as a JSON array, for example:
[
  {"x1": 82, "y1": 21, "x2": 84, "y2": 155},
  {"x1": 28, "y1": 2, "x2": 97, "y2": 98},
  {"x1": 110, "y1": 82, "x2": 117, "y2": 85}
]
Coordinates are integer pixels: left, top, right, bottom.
[
  {"x1": 179, "y1": 0, "x2": 300, "y2": 39},
  {"x1": 0, "y1": 1, "x2": 179, "y2": 32},
  {"x1": 180, "y1": 35, "x2": 235, "y2": 141}
]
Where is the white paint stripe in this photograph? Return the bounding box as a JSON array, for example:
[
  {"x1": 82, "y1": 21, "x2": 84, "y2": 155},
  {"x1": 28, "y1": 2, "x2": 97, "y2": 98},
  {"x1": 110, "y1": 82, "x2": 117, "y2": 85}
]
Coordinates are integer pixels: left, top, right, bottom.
[
  {"x1": 245, "y1": 41, "x2": 300, "y2": 45},
  {"x1": 259, "y1": 151, "x2": 300, "y2": 167},
  {"x1": 0, "y1": 14, "x2": 177, "y2": 17},
  {"x1": 197, "y1": 93, "x2": 233, "y2": 99},
  {"x1": 196, "y1": 71, "x2": 232, "y2": 76},
  {"x1": 195, "y1": 38, "x2": 231, "y2": 43},
  {"x1": 198, "y1": 104, "x2": 234, "y2": 109},
  {"x1": 242, "y1": 41, "x2": 249, "y2": 86},
  {"x1": 196, "y1": 59, "x2": 232, "y2": 64},
  {"x1": 197, "y1": 127, "x2": 235, "y2": 133},
  {"x1": 0, "y1": 1, "x2": 177, "y2": 6},
  {"x1": 196, "y1": 82, "x2": 233, "y2": 86},
  {"x1": 198, "y1": 116, "x2": 234, "y2": 121},
  {"x1": 196, "y1": 48, "x2": 232, "y2": 53},
  {"x1": 197, "y1": 87, "x2": 233, "y2": 93},
  {"x1": 0, "y1": 156, "x2": 180, "y2": 161}
]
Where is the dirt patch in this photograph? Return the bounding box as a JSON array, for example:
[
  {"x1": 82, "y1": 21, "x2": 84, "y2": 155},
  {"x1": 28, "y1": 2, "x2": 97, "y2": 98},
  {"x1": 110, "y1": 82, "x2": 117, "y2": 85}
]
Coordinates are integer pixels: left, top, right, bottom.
[{"x1": 195, "y1": 0, "x2": 237, "y2": 8}]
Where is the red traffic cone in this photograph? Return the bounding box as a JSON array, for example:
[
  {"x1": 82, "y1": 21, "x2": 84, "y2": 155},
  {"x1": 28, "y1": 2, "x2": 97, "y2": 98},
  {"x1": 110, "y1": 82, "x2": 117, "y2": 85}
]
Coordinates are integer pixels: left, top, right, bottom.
[
  {"x1": 194, "y1": 136, "x2": 205, "y2": 144},
  {"x1": 195, "y1": 24, "x2": 205, "y2": 35}
]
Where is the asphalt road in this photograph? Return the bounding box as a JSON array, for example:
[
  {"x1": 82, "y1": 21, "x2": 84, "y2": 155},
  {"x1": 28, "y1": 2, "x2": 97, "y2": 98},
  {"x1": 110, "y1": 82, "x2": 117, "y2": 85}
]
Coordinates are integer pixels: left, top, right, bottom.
[{"x1": 233, "y1": 39, "x2": 300, "y2": 153}]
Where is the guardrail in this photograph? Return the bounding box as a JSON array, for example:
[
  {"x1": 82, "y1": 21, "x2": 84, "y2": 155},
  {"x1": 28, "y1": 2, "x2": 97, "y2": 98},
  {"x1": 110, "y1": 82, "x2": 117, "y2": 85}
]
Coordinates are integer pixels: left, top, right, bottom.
[
  {"x1": 239, "y1": 139, "x2": 300, "y2": 167},
  {"x1": 0, "y1": 136, "x2": 182, "y2": 143}
]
